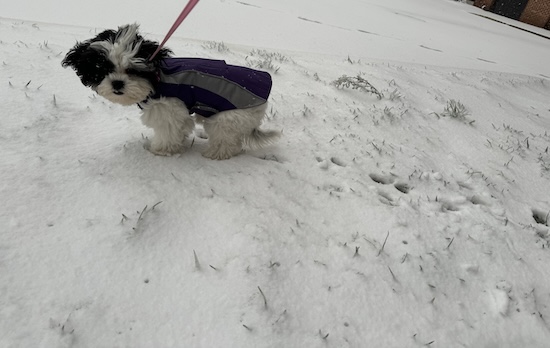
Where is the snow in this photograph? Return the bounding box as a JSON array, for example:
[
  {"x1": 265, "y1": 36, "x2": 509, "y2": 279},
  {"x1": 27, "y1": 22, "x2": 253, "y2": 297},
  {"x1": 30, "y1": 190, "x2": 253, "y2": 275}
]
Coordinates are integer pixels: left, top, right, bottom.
[{"x1": 1, "y1": 0, "x2": 550, "y2": 347}]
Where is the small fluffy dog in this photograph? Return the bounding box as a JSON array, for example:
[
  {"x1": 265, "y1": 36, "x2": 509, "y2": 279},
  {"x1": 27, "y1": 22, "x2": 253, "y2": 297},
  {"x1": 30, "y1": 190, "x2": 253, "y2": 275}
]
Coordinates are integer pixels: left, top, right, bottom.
[{"x1": 62, "y1": 24, "x2": 280, "y2": 159}]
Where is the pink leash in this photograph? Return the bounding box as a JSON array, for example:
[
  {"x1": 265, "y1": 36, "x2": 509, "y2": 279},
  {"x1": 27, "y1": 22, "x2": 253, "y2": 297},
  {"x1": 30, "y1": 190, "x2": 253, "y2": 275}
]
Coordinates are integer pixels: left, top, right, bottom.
[{"x1": 149, "y1": 0, "x2": 201, "y2": 61}]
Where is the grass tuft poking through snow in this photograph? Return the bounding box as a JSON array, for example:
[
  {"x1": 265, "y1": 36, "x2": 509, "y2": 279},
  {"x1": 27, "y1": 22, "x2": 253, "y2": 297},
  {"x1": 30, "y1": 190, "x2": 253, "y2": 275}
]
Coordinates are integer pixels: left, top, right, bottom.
[
  {"x1": 244, "y1": 49, "x2": 291, "y2": 73},
  {"x1": 441, "y1": 99, "x2": 470, "y2": 121},
  {"x1": 201, "y1": 41, "x2": 229, "y2": 52},
  {"x1": 332, "y1": 74, "x2": 384, "y2": 100}
]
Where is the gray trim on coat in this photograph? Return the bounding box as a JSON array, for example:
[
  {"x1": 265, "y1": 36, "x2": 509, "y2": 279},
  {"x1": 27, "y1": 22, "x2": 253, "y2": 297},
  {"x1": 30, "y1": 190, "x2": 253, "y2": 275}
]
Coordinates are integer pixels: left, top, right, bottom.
[{"x1": 159, "y1": 70, "x2": 268, "y2": 109}]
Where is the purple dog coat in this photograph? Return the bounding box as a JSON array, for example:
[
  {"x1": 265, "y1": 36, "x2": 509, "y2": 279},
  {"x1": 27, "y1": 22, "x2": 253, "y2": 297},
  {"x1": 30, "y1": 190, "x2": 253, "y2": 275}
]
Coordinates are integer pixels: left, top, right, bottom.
[{"x1": 145, "y1": 58, "x2": 272, "y2": 117}]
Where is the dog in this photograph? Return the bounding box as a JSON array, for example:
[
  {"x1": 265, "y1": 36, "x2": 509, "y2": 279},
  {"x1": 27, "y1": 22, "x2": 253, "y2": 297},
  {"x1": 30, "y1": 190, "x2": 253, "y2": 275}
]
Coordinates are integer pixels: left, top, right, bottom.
[{"x1": 62, "y1": 24, "x2": 280, "y2": 159}]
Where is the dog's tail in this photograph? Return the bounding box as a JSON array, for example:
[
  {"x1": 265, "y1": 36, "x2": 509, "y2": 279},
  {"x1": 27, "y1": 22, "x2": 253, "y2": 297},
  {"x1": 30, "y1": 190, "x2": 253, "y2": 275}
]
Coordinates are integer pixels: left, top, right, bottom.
[{"x1": 244, "y1": 128, "x2": 281, "y2": 150}]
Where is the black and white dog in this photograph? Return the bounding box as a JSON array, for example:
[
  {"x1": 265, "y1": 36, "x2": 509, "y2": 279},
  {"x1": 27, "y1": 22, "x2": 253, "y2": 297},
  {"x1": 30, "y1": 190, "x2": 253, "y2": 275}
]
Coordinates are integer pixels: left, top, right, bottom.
[{"x1": 62, "y1": 24, "x2": 280, "y2": 159}]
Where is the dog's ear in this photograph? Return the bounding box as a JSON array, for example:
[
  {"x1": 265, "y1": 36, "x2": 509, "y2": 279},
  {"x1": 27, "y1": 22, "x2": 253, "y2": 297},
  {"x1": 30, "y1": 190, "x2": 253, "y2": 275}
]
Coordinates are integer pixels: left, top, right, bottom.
[
  {"x1": 61, "y1": 38, "x2": 115, "y2": 87},
  {"x1": 61, "y1": 40, "x2": 88, "y2": 70},
  {"x1": 138, "y1": 40, "x2": 172, "y2": 67},
  {"x1": 61, "y1": 29, "x2": 116, "y2": 69}
]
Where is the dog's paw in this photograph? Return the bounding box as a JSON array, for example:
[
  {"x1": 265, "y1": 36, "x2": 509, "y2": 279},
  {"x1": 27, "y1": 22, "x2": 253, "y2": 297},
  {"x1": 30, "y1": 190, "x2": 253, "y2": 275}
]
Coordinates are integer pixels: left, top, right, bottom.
[
  {"x1": 148, "y1": 148, "x2": 180, "y2": 157},
  {"x1": 201, "y1": 150, "x2": 234, "y2": 160},
  {"x1": 202, "y1": 146, "x2": 242, "y2": 160},
  {"x1": 144, "y1": 141, "x2": 184, "y2": 156}
]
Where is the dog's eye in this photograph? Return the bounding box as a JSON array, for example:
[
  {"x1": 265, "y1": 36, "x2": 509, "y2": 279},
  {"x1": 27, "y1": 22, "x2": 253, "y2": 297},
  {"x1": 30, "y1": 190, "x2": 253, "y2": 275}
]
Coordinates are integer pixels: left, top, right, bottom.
[
  {"x1": 125, "y1": 68, "x2": 155, "y2": 82},
  {"x1": 78, "y1": 51, "x2": 114, "y2": 87},
  {"x1": 126, "y1": 68, "x2": 139, "y2": 75}
]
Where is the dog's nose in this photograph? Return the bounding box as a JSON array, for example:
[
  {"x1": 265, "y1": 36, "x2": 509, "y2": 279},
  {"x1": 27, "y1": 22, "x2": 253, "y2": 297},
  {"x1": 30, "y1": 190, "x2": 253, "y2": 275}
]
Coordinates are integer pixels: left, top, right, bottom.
[{"x1": 112, "y1": 80, "x2": 125, "y2": 91}]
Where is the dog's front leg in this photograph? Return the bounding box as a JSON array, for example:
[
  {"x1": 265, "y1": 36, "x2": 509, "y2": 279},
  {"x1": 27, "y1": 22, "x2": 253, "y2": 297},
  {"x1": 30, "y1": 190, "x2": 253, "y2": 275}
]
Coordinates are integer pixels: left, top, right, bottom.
[{"x1": 140, "y1": 98, "x2": 195, "y2": 156}]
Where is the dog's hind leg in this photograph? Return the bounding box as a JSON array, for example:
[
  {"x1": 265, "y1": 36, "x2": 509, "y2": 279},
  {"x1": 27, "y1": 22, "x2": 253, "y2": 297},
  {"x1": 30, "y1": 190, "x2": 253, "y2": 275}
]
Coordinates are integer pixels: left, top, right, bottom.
[
  {"x1": 140, "y1": 98, "x2": 195, "y2": 156},
  {"x1": 201, "y1": 103, "x2": 279, "y2": 160},
  {"x1": 201, "y1": 118, "x2": 244, "y2": 160},
  {"x1": 241, "y1": 103, "x2": 280, "y2": 150}
]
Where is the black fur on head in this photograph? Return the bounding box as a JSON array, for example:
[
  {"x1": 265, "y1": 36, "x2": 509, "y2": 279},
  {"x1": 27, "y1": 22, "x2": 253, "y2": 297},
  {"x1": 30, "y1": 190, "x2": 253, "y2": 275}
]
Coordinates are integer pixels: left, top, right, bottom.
[{"x1": 61, "y1": 24, "x2": 172, "y2": 88}]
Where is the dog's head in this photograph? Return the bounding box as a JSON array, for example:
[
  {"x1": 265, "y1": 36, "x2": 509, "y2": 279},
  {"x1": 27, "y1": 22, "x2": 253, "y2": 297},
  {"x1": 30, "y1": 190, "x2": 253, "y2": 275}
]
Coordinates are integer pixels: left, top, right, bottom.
[{"x1": 62, "y1": 24, "x2": 171, "y2": 105}]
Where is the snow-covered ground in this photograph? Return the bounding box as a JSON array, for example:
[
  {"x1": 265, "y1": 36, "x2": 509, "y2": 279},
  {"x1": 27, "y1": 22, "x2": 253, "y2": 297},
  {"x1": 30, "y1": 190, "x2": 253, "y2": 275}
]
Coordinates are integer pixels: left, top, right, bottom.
[{"x1": 2, "y1": 0, "x2": 550, "y2": 347}]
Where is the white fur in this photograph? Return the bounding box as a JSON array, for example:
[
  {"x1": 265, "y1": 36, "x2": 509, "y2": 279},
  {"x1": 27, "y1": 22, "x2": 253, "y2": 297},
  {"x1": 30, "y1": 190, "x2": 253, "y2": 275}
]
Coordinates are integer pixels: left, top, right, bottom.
[
  {"x1": 96, "y1": 74, "x2": 153, "y2": 105},
  {"x1": 140, "y1": 97, "x2": 195, "y2": 156},
  {"x1": 199, "y1": 103, "x2": 274, "y2": 160},
  {"x1": 141, "y1": 98, "x2": 280, "y2": 159},
  {"x1": 90, "y1": 24, "x2": 148, "y2": 70}
]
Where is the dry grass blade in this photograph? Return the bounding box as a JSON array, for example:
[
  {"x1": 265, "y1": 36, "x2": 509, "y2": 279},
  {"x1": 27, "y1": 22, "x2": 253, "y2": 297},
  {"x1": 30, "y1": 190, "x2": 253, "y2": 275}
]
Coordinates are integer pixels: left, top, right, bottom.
[
  {"x1": 377, "y1": 231, "x2": 390, "y2": 256},
  {"x1": 258, "y1": 286, "x2": 268, "y2": 310},
  {"x1": 333, "y1": 74, "x2": 384, "y2": 99}
]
